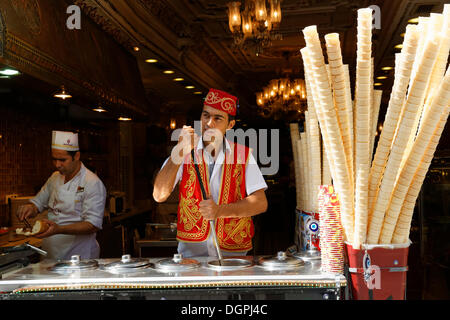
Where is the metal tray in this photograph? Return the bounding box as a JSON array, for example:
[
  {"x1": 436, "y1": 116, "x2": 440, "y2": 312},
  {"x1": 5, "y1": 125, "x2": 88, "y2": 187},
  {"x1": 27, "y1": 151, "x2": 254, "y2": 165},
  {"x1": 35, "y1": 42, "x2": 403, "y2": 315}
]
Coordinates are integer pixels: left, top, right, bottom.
[{"x1": 206, "y1": 258, "x2": 253, "y2": 271}]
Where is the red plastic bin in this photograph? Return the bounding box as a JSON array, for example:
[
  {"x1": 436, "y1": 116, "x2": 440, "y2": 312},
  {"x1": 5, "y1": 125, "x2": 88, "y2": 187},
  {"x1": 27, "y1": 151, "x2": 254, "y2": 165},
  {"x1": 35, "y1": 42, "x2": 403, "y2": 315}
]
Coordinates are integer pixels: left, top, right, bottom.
[{"x1": 345, "y1": 241, "x2": 410, "y2": 300}]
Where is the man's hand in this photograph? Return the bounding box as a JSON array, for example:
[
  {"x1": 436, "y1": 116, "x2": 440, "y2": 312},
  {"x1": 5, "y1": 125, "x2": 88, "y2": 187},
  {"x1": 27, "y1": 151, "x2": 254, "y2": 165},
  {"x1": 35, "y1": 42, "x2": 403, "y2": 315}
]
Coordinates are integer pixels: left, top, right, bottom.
[
  {"x1": 17, "y1": 203, "x2": 39, "y2": 221},
  {"x1": 171, "y1": 126, "x2": 200, "y2": 164},
  {"x1": 35, "y1": 219, "x2": 58, "y2": 238},
  {"x1": 199, "y1": 198, "x2": 221, "y2": 220}
]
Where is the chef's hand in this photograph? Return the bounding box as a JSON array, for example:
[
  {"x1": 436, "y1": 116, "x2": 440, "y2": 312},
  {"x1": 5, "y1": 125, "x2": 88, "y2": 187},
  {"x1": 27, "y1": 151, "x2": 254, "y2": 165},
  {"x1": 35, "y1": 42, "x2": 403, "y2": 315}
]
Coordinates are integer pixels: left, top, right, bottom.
[
  {"x1": 172, "y1": 126, "x2": 200, "y2": 162},
  {"x1": 199, "y1": 198, "x2": 221, "y2": 220},
  {"x1": 34, "y1": 219, "x2": 58, "y2": 238},
  {"x1": 17, "y1": 203, "x2": 39, "y2": 221}
]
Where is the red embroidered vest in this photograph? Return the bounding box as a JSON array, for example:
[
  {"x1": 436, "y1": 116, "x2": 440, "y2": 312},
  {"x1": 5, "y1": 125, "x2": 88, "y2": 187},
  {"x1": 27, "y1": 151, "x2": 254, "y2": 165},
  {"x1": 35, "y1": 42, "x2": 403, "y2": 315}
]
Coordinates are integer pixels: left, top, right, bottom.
[{"x1": 176, "y1": 141, "x2": 254, "y2": 252}]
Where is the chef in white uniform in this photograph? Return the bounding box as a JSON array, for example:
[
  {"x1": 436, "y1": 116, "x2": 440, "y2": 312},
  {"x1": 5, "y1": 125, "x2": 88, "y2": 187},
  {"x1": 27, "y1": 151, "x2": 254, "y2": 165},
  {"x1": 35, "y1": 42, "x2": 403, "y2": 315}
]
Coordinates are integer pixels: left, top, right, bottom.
[{"x1": 18, "y1": 130, "x2": 107, "y2": 260}]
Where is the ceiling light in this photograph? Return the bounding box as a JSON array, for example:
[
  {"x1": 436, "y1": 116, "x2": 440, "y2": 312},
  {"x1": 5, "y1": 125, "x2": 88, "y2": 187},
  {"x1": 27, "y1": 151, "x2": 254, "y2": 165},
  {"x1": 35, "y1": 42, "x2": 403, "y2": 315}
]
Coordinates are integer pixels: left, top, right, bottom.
[
  {"x1": 394, "y1": 44, "x2": 403, "y2": 49},
  {"x1": 163, "y1": 70, "x2": 174, "y2": 74},
  {"x1": 145, "y1": 59, "x2": 158, "y2": 63},
  {"x1": 118, "y1": 116, "x2": 132, "y2": 121},
  {"x1": 93, "y1": 106, "x2": 107, "y2": 113},
  {"x1": 408, "y1": 17, "x2": 419, "y2": 24},
  {"x1": 257, "y1": 78, "x2": 307, "y2": 119},
  {"x1": 376, "y1": 76, "x2": 388, "y2": 80},
  {"x1": 170, "y1": 118, "x2": 176, "y2": 130},
  {"x1": 400, "y1": 33, "x2": 405, "y2": 37},
  {"x1": 381, "y1": 66, "x2": 394, "y2": 71},
  {"x1": 193, "y1": 91, "x2": 202, "y2": 95},
  {"x1": 53, "y1": 85, "x2": 72, "y2": 100},
  {"x1": 0, "y1": 68, "x2": 20, "y2": 76},
  {"x1": 227, "y1": 0, "x2": 282, "y2": 52},
  {"x1": 133, "y1": 46, "x2": 140, "y2": 52},
  {"x1": 185, "y1": 85, "x2": 195, "y2": 89},
  {"x1": 173, "y1": 78, "x2": 184, "y2": 81},
  {"x1": 374, "y1": 83, "x2": 383, "y2": 86}
]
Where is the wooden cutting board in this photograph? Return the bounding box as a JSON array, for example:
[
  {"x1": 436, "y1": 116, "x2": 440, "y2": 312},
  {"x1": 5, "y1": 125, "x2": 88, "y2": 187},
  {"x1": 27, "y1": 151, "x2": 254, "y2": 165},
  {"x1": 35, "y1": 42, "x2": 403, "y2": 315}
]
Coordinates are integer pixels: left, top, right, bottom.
[{"x1": 0, "y1": 230, "x2": 36, "y2": 245}]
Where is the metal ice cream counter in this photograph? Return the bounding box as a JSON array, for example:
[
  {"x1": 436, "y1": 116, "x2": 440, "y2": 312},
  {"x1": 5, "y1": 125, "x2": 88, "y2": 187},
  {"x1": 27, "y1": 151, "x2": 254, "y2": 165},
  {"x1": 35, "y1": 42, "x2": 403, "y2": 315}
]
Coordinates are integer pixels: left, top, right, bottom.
[{"x1": 0, "y1": 252, "x2": 346, "y2": 300}]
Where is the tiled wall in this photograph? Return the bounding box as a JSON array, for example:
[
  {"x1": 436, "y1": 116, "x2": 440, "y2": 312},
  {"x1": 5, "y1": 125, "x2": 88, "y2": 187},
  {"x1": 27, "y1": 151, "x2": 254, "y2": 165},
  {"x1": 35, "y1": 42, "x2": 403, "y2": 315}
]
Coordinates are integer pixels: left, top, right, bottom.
[{"x1": 0, "y1": 103, "x2": 120, "y2": 226}]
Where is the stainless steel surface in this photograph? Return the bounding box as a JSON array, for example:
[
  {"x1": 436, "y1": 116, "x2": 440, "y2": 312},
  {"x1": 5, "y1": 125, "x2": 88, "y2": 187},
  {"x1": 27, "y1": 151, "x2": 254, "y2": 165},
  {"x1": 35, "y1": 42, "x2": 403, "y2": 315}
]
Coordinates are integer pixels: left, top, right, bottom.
[
  {"x1": 102, "y1": 254, "x2": 151, "y2": 274},
  {"x1": 258, "y1": 251, "x2": 305, "y2": 270},
  {"x1": 0, "y1": 255, "x2": 346, "y2": 294},
  {"x1": 293, "y1": 249, "x2": 321, "y2": 261},
  {"x1": 207, "y1": 258, "x2": 253, "y2": 271},
  {"x1": 0, "y1": 245, "x2": 36, "y2": 276},
  {"x1": 153, "y1": 254, "x2": 201, "y2": 272},
  {"x1": 49, "y1": 255, "x2": 99, "y2": 274}
]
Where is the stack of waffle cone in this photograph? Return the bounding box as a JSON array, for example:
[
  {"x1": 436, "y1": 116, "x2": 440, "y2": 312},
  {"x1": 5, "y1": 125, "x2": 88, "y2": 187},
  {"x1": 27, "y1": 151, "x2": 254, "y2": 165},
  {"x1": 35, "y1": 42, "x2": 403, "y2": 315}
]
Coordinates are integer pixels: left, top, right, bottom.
[
  {"x1": 302, "y1": 48, "x2": 336, "y2": 182},
  {"x1": 367, "y1": 31, "x2": 442, "y2": 244},
  {"x1": 300, "y1": 133, "x2": 311, "y2": 213},
  {"x1": 379, "y1": 68, "x2": 450, "y2": 243},
  {"x1": 297, "y1": 138, "x2": 306, "y2": 211},
  {"x1": 322, "y1": 144, "x2": 332, "y2": 185},
  {"x1": 353, "y1": 8, "x2": 372, "y2": 249},
  {"x1": 306, "y1": 111, "x2": 322, "y2": 212},
  {"x1": 324, "y1": 33, "x2": 354, "y2": 185},
  {"x1": 368, "y1": 24, "x2": 419, "y2": 218},
  {"x1": 302, "y1": 25, "x2": 354, "y2": 242},
  {"x1": 392, "y1": 101, "x2": 449, "y2": 243},
  {"x1": 289, "y1": 123, "x2": 302, "y2": 209},
  {"x1": 296, "y1": 5, "x2": 449, "y2": 253}
]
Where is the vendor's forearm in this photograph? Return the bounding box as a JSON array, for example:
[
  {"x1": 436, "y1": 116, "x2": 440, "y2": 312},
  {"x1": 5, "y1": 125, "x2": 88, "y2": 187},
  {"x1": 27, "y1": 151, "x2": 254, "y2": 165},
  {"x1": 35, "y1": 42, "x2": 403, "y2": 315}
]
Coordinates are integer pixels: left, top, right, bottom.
[
  {"x1": 153, "y1": 158, "x2": 182, "y2": 203},
  {"x1": 216, "y1": 190, "x2": 267, "y2": 218},
  {"x1": 55, "y1": 221, "x2": 99, "y2": 235}
]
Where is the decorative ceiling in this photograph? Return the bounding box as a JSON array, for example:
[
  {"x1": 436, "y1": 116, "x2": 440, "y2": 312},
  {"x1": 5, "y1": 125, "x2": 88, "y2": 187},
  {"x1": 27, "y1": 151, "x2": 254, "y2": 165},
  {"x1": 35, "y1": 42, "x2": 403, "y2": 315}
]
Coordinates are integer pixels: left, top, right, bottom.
[{"x1": 76, "y1": 0, "x2": 448, "y2": 124}]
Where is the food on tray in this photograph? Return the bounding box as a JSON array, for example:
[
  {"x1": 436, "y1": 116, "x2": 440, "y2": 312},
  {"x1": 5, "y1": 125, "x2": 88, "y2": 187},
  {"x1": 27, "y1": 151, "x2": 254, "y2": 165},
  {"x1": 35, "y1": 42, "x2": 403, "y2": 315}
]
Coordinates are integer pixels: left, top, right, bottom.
[{"x1": 16, "y1": 220, "x2": 49, "y2": 236}]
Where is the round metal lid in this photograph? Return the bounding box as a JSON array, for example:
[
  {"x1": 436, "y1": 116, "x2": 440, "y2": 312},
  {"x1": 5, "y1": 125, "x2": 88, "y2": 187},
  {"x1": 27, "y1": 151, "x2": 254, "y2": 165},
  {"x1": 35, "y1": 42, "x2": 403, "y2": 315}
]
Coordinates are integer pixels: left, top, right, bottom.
[
  {"x1": 258, "y1": 251, "x2": 305, "y2": 269},
  {"x1": 50, "y1": 255, "x2": 98, "y2": 273},
  {"x1": 292, "y1": 249, "x2": 321, "y2": 261},
  {"x1": 102, "y1": 254, "x2": 151, "y2": 273},
  {"x1": 154, "y1": 254, "x2": 200, "y2": 272},
  {"x1": 207, "y1": 258, "x2": 253, "y2": 271}
]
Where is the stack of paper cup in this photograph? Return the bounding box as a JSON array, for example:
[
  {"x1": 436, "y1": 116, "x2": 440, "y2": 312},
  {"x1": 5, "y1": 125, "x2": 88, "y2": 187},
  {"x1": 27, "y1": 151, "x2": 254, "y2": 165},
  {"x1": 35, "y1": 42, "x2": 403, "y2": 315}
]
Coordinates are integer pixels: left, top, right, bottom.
[{"x1": 318, "y1": 185, "x2": 344, "y2": 274}]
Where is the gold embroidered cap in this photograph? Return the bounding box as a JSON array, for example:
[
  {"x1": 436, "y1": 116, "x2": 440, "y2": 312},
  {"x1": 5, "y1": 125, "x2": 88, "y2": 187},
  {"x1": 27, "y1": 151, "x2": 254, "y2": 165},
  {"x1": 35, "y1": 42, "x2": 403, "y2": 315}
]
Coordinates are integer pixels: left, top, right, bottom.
[{"x1": 204, "y1": 88, "x2": 238, "y2": 116}]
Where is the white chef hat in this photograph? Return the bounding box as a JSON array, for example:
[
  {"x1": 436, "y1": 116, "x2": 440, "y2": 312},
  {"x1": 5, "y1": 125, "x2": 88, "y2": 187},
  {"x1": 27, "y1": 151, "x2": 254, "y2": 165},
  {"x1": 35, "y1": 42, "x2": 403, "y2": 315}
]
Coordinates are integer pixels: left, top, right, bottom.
[{"x1": 51, "y1": 130, "x2": 79, "y2": 151}]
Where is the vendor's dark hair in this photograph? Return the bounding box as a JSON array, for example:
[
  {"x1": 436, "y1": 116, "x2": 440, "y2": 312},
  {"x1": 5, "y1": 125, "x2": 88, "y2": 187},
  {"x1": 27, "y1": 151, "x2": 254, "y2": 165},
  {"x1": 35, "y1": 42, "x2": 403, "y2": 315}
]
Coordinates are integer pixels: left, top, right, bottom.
[{"x1": 67, "y1": 150, "x2": 79, "y2": 159}]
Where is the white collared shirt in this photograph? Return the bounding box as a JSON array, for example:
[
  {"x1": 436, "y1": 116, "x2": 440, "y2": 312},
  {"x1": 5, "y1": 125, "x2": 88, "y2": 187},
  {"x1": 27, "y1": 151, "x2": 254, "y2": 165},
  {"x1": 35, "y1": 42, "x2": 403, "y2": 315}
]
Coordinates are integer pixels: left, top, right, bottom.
[
  {"x1": 160, "y1": 138, "x2": 267, "y2": 257},
  {"x1": 29, "y1": 163, "x2": 106, "y2": 260},
  {"x1": 30, "y1": 163, "x2": 106, "y2": 229},
  {"x1": 161, "y1": 138, "x2": 268, "y2": 202}
]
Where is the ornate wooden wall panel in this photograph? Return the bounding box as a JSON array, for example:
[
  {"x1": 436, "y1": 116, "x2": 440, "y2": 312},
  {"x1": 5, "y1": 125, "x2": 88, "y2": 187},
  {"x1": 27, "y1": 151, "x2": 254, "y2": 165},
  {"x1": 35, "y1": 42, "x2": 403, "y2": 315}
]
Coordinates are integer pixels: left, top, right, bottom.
[{"x1": 0, "y1": 0, "x2": 148, "y2": 116}]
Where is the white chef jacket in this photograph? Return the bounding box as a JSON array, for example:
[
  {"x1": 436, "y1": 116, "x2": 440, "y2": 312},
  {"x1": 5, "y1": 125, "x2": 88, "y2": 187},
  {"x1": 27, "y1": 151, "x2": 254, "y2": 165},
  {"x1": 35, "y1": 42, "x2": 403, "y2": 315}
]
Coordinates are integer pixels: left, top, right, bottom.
[
  {"x1": 161, "y1": 138, "x2": 268, "y2": 258},
  {"x1": 30, "y1": 163, "x2": 106, "y2": 260}
]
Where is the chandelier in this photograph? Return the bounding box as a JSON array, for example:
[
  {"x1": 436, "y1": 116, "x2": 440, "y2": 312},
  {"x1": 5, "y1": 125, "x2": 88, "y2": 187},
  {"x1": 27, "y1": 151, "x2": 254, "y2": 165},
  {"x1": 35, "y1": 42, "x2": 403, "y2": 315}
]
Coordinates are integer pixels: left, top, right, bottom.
[
  {"x1": 256, "y1": 78, "x2": 307, "y2": 119},
  {"x1": 227, "y1": 0, "x2": 282, "y2": 55}
]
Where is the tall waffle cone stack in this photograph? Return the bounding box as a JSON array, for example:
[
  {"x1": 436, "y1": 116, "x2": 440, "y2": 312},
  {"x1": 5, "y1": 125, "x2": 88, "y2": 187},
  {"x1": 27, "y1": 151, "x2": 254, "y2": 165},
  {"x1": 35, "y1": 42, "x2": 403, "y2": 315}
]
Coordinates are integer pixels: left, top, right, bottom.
[{"x1": 295, "y1": 4, "x2": 450, "y2": 251}]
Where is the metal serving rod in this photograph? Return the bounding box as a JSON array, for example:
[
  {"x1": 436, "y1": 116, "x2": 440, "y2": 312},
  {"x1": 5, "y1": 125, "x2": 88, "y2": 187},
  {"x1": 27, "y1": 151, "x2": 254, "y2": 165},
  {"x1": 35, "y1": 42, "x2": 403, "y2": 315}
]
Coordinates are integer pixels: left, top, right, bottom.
[
  {"x1": 25, "y1": 242, "x2": 48, "y2": 256},
  {"x1": 191, "y1": 149, "x2": 223, "y2": 265}
]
